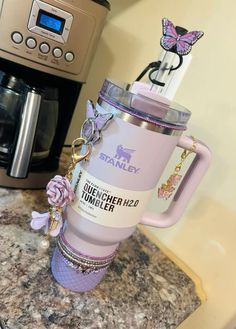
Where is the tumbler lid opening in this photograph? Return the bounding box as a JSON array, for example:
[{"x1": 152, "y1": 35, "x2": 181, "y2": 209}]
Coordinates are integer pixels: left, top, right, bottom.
[{"x1": 99, "y1": 79, "x2": 191, "y2": 129}]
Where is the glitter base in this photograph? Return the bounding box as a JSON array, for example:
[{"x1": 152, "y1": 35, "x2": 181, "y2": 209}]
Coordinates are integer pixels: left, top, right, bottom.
[{"x1": 51, "y1": 246, "x2": 108, "y2": 292}]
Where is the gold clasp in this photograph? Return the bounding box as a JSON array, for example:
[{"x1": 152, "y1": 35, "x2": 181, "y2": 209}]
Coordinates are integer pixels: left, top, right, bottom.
[
  {"x1": 71, "y1": 137, "x2": 92, "y2": 164},
  {"x1": 65, "y1": 138, "x2": 92, "y2": 182}
]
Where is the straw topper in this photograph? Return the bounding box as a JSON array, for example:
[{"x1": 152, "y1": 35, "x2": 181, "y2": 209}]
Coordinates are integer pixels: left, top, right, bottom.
[{"x1": 160, "y1": 18, "x2": 204, "y2": 56}]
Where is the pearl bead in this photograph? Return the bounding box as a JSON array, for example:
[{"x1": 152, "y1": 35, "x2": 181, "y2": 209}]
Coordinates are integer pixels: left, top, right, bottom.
[{"x1": 39, "y1": 238, "x2": 50, "y2": 250}]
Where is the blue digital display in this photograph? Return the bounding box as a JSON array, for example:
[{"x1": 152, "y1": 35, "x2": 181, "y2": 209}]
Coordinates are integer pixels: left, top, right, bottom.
[
  {"x1": 40, "y1": 13, "x2": 62, "y2": 31},
  {"x1": 37, "y1": 10, "x2": 65, "y2": 35}
]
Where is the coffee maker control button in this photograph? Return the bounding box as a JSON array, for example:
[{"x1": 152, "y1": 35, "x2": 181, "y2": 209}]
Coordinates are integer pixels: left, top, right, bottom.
[
  {"x1": 65, "y1": 52, "x2": 74, "y2": 62},
  {"x1": 53, "y1": 47, "x2": 63, "y2": 58},
  {"x1": 26, "y1": 37, "x2": 37, "y2": 49},
  {"x1": 39, "y1": 43, "x2": 50, "y2": 54},
  {"x1": 11, "y1": 32, "x2": 23, "y2": 44}
]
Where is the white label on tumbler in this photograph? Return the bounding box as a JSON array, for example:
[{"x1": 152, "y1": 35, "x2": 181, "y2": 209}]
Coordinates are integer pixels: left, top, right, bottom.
[{"x1": 71, "y1": 168, "x2": 154, "y2": 228}]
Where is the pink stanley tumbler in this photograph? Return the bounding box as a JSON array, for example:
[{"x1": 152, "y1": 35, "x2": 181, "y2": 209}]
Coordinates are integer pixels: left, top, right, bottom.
[{"x1": 51, "y1": 79, "x2": 211, "y2": 292}]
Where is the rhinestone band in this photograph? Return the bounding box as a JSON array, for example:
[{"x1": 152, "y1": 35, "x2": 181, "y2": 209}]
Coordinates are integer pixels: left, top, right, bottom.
[
  {"x1": 57, "y1": 234, "x2": 117, "y2": 274},
  {"x1": 60, "y1": 233, "x2": 117, "y2": 261}
]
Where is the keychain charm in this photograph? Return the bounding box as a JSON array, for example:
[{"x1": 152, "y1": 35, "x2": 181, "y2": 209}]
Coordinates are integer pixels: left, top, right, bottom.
[
  {"x1": 30, "y1": 138, "x2": 92, "y2": 237},
  {"x1": 158, "y1": 137, "x2": 197, "y2": 200},
  {"x1": 30, "y1": 100, "x2": 113, "y2": 240}
]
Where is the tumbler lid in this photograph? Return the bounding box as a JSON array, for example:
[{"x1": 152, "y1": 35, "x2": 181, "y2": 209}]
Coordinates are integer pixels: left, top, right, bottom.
[{"x1": 99, "y1": 79, "x2": 191, "y2": 129}]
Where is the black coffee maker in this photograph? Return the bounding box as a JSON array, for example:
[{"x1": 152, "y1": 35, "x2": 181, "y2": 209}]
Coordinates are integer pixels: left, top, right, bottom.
[{"x1": 0, "y1": 0, "x2": 110, "y2": 188}]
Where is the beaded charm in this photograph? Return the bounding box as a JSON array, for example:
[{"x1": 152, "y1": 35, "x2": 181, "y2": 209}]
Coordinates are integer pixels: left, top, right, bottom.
[{"x1": 158, "y1": 136, "x2": 197, "y2": 200}]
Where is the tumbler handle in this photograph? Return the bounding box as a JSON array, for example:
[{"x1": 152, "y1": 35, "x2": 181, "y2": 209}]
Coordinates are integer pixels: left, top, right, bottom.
[{"x1": 141, "y1": 135, "x2": 211, "y2": 228}]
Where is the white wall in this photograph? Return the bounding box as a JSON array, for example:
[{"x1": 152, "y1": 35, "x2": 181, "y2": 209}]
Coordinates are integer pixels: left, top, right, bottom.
[{"x1": 66, "y1": 2, "x2": 236, "y2": 327}]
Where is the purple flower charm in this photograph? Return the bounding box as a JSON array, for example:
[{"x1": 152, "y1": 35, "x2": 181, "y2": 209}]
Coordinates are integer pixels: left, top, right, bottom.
[{"x1": 46, "y1": 175, "x2": 75, "y2": 207}]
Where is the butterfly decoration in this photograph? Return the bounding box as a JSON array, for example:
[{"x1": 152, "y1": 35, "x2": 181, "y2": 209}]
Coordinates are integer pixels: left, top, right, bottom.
[
  {"x1": 160, "y1": 18, "x2": 204, "y2": 56},
  {"x1": 81, "y1": 100, "x2": 113, "y2": 144}
]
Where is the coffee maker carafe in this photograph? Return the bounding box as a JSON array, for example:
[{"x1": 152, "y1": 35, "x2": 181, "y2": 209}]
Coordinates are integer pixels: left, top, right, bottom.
[
  {"x1": 0, "y1": 72, "x2": 59, "y2": 178},
  {"x1": 0, "y1": 0, "x2": 110, "y2": 188}
]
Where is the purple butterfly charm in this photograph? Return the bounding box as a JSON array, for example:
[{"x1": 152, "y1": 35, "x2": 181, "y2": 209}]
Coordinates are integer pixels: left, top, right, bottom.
[
  {"x1": 81, "y1": 100, "x2": 113, "y2": 144},
  {"x1": 160, "y1": 18, "x2": 204, "y2": 56}
]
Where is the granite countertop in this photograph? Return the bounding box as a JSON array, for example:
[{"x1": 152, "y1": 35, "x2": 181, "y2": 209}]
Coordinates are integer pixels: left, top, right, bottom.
[{"x1": 0, "y1": 186, "x2": 201, "y2": 329}]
